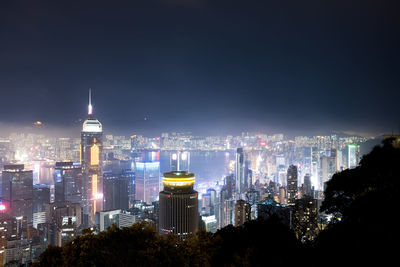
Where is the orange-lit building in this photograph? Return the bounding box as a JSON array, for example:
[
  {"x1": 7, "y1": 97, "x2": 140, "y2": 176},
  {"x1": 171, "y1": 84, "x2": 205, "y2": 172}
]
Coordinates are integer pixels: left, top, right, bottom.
[{"x1": 80, "y1": 90, "x2": 103, "y2": 226}]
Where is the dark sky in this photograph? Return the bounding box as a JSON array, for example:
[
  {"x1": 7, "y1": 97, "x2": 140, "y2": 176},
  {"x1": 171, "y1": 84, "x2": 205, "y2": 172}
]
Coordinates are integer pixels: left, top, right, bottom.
[{"x1": 0, "y1": 0, "x2": 399, "y2": 136}]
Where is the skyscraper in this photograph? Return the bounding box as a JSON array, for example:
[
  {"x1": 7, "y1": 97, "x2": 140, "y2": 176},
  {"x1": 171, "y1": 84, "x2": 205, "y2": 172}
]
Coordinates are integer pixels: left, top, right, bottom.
[
  {"x1": 234, "y1": 199, "x2": 251, "y2": 226},
  {"x1": 103, "y1": 170, "x2": 134, "y2": 211},
  {"x1": 1, "y1": 165, "x2": 33, "y2": 223},
  {"x1": 179, "y1": 151, "x2": 190, "y2": 171},
  {"x1": 235, "y1": 148, "x2": 246, "y2": 197},
  {"x1": 54, "y1": 162, "x2": 83, "y2": 204},
  {"x1": 320, "y1": 156, "x2": 336, "y2": 189},
  {"x1": 301, "y1": 174, "x2": 312, "y2": 197},
  {"x1": 170, "y1": 151, "x2": 190, "y2": 171},
  {"x1": 134, "y1": 161, "x2": 160, "y2": 204},
  {"x1": 81, "y1": 89, "x2": 103, "y2": 226},
  {"x1": 159, "y1": 171, "x2": 198, "y2": 239},
  {"x1": 347, "y1": 144, "x2": 359, "y2": 169},
  {"x1": 287, "y1": 165, "x2": 298, "y2": 206}
]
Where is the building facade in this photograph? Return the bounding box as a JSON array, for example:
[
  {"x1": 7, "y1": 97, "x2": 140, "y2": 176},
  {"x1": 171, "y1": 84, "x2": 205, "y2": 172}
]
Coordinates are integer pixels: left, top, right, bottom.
[{"x1": 159, "y1": 171, "x2": 198, "y2": 239}]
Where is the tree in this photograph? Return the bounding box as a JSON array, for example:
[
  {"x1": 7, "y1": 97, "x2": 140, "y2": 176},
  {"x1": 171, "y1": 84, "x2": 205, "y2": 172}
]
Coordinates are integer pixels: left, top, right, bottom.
[{"x1": 316, "y1": 139, "x2": 400, "y2": 266}]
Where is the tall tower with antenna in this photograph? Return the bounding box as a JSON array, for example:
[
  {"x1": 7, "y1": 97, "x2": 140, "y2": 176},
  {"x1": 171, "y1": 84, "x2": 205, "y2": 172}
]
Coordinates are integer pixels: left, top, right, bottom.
[{"x1": 81, "y1": 89, "x2": 103, "y2": 226}]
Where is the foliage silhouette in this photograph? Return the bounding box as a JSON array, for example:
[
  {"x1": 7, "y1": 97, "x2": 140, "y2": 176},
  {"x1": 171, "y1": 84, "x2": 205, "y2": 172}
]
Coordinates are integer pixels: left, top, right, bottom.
[{"x1": 316, "y1": 139, "x2": 400, "y2": 266}]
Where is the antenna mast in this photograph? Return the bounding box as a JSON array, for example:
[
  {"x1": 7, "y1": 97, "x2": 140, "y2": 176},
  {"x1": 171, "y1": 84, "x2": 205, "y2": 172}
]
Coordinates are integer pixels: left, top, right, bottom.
[{"x1": 88, "y1": 88, "x2": 93, "y2": 115}]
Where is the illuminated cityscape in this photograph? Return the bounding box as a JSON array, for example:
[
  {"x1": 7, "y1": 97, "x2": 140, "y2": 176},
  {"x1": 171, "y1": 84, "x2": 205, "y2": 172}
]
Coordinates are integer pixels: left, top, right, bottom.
[
  {"x1": 0, "y1": 0, "x2": 398, "y2": 266},
  {"x1": 0, "y1": 100, "x2": 376, "y2": 264}
]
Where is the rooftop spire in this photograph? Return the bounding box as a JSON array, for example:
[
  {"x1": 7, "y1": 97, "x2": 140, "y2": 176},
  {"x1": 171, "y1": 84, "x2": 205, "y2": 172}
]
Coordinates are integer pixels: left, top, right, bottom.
[{"x1": 88, "y1": 88, "x2": 93, "y2": 115}]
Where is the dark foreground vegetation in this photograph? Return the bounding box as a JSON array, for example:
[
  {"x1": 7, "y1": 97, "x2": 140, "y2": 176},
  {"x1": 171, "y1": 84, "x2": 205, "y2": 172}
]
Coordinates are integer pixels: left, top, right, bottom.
[{"x1": 35, "y1": 139, "x2": 400, "y2": 267}]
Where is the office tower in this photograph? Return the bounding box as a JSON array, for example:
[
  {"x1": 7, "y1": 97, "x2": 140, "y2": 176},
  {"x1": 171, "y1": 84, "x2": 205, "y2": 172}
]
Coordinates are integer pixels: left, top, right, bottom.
[
  {"x1": 159, "y1": 171, "x2": 198, "y2": 239},
  {"x1": 44, "y1": 202, "x2": 82, "y2": 246},
  {"x1": 202, "y1": 215, "x2": 218, "y2": 233},
  {"x1": 234, "y1": 199, "x2": 251, "y2": 226},
  {"x1": 277, "y1": 165, "x2": 287, "y2": 186},
  {"x1": 81, "y1": 89, "x2": 103, "y2": 226},
  {"x1": 32, "y1": 162, "x2": 54, "y2": 185},
  {"x1": 134, "y1": 161, "x2": 160, "y2": 204},
  {"x1": 224, "y1": 174, "x2": 234, "y2": 199},
  {"x1": 245, "y1": 164, "x2": 253, "y2": 189},
  {"x1": 235, "y1": 148, "x2": 246, "y2": 196},
  {"x1": 0, "y1": 217, "x2": 6, "y2": 266},
  {"x1": 170, "y1": 153, "x2": 178, "y2": 171},
  {"x1": 201, "y1": 192, "x2": 211, "y2": 215},
  {"x1": 45, "y1": 202, "x2": 82, "y2": 229},
  {"x1": 99, "y1": 209, "x2": 135, "y2": 231},
  {"x1": 287, "y1": 165, "x2": 298, "y2": 206},
  {"x1": 311, "y1": 147, "x2": 320, "y2": 190},
  {"x1": 122, "y1": 170, "x2": 136, "y2": 209},
  {"x1": 279, "y1": 187, "x2": 286, "y2": 204},
  {"x1": 347, "y1": 144, "x2": 359, "y2": 169},
  {"x1": 170, "y1": 151, "x2": 190, "y2": 171},
  {"x1": 54, "y1": 162, "x2": 83, "y2": 204},
  {"x1": 301, "y1": 174, "x2": 312, "y2": 197},
  {"x1": 336, "y1": 150, "x2": 344, "y2": 171},
  {"x1": 32, "y1": 186, "x2": 50, "y2": 229},
  {"x1": 179, "y1": 152, "x2": 190, "y2": 171},
  {"x1": 301, "y1": 147, "x2": 312, "y2": 185},
  {"x1": 1, "y1": 165, "x2": 33, "y2": 223},
  {"x1": 320, "y1": 156, "x2": 336, "y2": 189},
  {"x1": 33, "y1": 186, "x2": 50, "y2": 213},
  {"x1": 246, "y1": 189, "x2": 260, "y2": 220},
  {"x1": 103, "y1": 170, "x2": 134, "y2": 211},
  {"x1": 207, "y1": 188, "x2": 217, "y2": 216},
  {"x1": 292, "y1": 196, "x2": 319, "y2": 241},
  {"x1": 219, "y1": 186, "x2": 234, "y2": 228}
]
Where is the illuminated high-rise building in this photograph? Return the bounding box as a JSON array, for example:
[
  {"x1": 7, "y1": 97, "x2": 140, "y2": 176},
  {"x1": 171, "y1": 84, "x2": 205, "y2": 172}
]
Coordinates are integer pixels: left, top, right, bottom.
[
  {"x1": 54, "y1": 162, "x2": 83, "y2": 204},
  {"x1": 320, "y1": 156, "x2": 336, "y2": 189},
  {"x1": 301, "y1": 174, "x2": 312, "y2": 197},
  {"x1": 134, "y1": 161, "x2": 160, "y2": 204},
  {"x1": 347, "y1": 144, "x2": 359, "y2": 169},
  {"x1": 170, "y1": 152, "x2": 178, "y2": 171},
  {"x1": 235, "y1": 148, "x2": 246, "y2": 197},
  {"x1": 234, "y1": 199, "x2": 251, "y2": 226},
  {"x1": 81, "y1": 89, "x2": 103, "y2": 226},
  {"x1": 103, "y1": 170, "x2": 134, "y2": 211},
  {"x1": 287, "y1": 165, "x2": 298, "y2": 206},
  {"x1": 179, "y1": 151, "x2": 190, "y2": 171},
  {"x1": 159, "y1": 171, "x2": 198, "y2": 239},
  {"x1": 1, "y1": 164, "x2": 33, "y2": 223},
  {"x1": 170, "y1": 151, "x2": 190, "y2": 171}
]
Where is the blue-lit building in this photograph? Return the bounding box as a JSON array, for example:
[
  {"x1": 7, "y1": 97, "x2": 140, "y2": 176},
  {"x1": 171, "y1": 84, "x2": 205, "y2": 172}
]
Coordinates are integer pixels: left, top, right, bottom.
[{"x1": 134, "y1": 161, "x2": 160, "y2": 204}]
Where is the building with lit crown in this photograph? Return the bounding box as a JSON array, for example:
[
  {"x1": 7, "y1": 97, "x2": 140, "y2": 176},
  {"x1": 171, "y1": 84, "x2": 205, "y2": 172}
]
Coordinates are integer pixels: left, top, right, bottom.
[
  {"x1": 81, "y1": 89, "x2": 103, "y2": 226},
  {"x1": 159, "y1": 171, "x2": 198, "y2": 239}
]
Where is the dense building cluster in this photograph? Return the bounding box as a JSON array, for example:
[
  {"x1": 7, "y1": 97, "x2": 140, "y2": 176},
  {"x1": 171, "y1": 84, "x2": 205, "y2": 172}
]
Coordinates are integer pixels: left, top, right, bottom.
[{"x1": 0, "y1": 94, "x2": 372, "y2": 266}]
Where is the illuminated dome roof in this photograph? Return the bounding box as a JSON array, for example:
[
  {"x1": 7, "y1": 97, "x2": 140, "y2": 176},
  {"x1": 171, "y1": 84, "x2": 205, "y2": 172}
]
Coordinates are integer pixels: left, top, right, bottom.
[
  {"x1": 82, "y1": 117, "x2": 102, "y2": 133},
  {"x1": 163, "y1": 171, "x2": 195, "y2": 187}
]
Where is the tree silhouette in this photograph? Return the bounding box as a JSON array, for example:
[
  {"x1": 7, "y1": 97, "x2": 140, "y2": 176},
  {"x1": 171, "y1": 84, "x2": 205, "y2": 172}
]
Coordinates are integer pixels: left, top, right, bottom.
[{"x1": 316, "y1": 138, "x2": 400, "y2": 266}]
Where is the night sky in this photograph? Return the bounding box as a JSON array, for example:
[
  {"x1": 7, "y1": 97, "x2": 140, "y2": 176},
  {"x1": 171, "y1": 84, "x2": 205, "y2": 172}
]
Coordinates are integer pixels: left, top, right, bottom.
[{"x1": 0, "y1": 0, "x2": 399, "y2": 136}]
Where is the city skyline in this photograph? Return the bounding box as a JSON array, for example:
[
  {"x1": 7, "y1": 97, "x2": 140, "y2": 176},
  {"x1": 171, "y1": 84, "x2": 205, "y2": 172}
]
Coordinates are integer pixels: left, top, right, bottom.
[
  {"x1": 0, "y1": 0, "x2": 399, "y2": 137},
  {"x1": 0, "y1": 1, "x2": 398, "y2": 265}
]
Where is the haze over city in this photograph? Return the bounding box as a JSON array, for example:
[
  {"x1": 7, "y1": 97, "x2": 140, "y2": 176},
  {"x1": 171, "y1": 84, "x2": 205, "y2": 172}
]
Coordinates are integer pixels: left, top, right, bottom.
[{"x1": 1, "y1": 0, "x2": 398, "y2": 137}]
